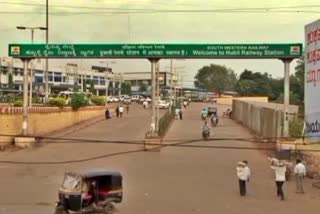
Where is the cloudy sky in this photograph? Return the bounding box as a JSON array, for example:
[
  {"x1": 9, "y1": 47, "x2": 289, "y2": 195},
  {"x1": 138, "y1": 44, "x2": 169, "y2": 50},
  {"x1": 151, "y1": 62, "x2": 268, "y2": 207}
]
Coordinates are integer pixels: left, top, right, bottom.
[{"x1": 0, "y1": 0, "x2": 319, "y2": 86}]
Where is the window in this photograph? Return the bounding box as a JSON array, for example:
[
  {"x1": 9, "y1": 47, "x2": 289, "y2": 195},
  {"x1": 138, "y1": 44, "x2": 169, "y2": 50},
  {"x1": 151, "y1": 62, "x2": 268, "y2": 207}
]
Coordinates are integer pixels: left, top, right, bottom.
[
  {"x1": 35, "y1": 76, "x2": 43, "y2": 83},
  {"x1": 93, "y1": 76, "x2": 99, "y2": 85},
  {"x1": 54, "y1": 75, "x2": 62, "y2": 82}
]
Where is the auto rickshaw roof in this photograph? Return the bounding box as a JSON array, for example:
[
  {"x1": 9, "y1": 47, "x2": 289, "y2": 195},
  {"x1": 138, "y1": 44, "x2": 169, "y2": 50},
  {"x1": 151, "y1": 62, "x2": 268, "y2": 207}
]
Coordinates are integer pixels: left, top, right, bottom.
[{"x1": 76, "y1": 169, "x2": 122, "y2": 178}]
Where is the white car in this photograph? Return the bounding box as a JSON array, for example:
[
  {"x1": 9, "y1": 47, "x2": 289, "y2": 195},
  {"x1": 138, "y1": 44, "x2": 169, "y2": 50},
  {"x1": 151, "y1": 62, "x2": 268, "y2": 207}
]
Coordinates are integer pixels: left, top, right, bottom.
[
  {"x1": 139, "y1": 97, "x2": 146, "y2": 103},
  {"x1": 146, "y1": 97, "x2": 152, "y2": 103},
  {"x1": 123, "y1": 97, "x2": 131, "y2": 104},
  {"x1": 113, "y1": 97, "x2": 120, "y2": 102},
  {"x1": 107, "y1": 96, "x2": 114, "y2": 103},
  {"x1": 158, "y1": 100, "x2": 170, "y2": 109},
  {"x1": 131, "y1": 95, "x2": 139, "y2": 102}
]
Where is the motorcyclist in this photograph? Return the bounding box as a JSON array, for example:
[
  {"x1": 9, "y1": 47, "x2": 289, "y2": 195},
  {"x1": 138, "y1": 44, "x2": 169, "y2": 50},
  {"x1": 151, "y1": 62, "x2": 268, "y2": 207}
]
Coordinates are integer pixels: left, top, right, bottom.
[
  {"x1": 202, "y1": 121, "x2": 211, "y2": 138},
  {"x1": 211, "y1": 111, "x2": 219, "y2": 125},
  {"x1": 201, "y1": 108, "x2": 207, "y2": 120}
]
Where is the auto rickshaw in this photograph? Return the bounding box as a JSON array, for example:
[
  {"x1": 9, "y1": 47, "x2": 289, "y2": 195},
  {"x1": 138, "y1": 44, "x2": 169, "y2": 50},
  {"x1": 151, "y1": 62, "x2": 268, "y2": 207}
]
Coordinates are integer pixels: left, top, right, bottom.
[{"x1": 55, "y1": 169, "x2": 123, "y2": 214}]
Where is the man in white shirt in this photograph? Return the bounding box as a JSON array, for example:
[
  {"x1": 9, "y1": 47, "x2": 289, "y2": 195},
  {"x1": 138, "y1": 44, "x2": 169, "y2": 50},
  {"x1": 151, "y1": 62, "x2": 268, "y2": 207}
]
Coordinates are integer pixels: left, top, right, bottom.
[
  {"x1": 294, "y1": 159, "x2": 306, "y2": 193},
  {"x1": 236, "y1": 161, "x2": 250, "y2": 196},
  {"x1": 271, "y1": 160, "x2": 286, "y2": 200},
  {"x1": 119, "y1": 105, "x2": 124, "y2": 118}
]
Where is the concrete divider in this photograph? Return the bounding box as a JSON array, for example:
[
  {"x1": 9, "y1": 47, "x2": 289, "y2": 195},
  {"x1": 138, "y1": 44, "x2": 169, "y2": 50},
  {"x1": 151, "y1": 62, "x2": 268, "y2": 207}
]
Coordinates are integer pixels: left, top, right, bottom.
[
  {"x1": 216, "y1": 96, "x2": 268, "y2": 105},
  {"x1": 0, "y1": 106, "x2": 107, "y2": 144},
  {"x1": 232, "y1": 99, "x2": 299, "y2": 138}
]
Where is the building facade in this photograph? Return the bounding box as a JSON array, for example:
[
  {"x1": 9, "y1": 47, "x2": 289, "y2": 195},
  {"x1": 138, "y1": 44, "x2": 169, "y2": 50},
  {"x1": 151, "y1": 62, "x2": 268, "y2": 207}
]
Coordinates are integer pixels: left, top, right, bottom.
[{"x1": 0, "y1": 59, "x2": 118, "y2": 96}]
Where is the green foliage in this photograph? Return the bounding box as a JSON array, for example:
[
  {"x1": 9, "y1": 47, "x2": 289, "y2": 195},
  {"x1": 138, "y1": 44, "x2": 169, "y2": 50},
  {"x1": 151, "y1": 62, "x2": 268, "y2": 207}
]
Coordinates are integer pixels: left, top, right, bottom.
[
  {"x1": 158, "y1": 109, "x2": 175, "y2": 136},
  {"x1": 194, "y1": 64, "x2": 237, "y2": 96},
  {"x1": 91, "y1": 96, "x2": 106, "y2": 106},
  {"x1": 289, "y1": 118, "x2": 304, "y2": 138},
  {"x1": 235, "y1": 70, "x2": 274, "y2": 97},
  {"x1": 234, "y1": 59, "x2": 304, "y2": 105},
  {"x1": 13, "y1": 100, "x2": 23, "y2": 107},
  {"x1": 70, "y1": 93, "x2": 89, "y2": 110},
  {"x1": 121, "y1": 82, "x2": 132, "y2": 95},
  {"x1": 275, "y1": 92, "x2": 302, "y2": 106},
  {"x1": 48, "y1": 97, "x2": 66, "y2": 108},
  {"x1": 139, "y1": 83, "x2": 148, "y2": 92}
]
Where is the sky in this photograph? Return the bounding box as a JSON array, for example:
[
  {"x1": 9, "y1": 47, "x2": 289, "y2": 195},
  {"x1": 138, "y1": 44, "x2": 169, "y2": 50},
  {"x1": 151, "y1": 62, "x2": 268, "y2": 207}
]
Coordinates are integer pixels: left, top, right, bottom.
[{"x1": 0, "y1": 0, "x2": 319, "y2": 87}]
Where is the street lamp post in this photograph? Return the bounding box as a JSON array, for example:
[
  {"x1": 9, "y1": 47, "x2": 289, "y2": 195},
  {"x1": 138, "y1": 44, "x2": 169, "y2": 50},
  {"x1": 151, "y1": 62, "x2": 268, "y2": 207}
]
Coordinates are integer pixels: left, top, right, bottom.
[
  {"x1": 99, "y1": 61, "x2": 116, "y2": 96},
  {"x1": 16, "y1": 26, "x2": 47, "y2": 107}
]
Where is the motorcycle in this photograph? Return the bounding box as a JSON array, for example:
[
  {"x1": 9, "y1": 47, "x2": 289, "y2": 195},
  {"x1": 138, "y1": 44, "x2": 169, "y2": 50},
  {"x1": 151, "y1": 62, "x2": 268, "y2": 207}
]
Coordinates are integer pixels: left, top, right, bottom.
[
  {"x1": 211, "y1": 116, "x2": 218, "y2": 127},
  {"x1": 201, "y1": 113, "x2": 207, "y2": 120},
  {"x1": 202, "y1": 130, "x2": 210, "y2": 140}
]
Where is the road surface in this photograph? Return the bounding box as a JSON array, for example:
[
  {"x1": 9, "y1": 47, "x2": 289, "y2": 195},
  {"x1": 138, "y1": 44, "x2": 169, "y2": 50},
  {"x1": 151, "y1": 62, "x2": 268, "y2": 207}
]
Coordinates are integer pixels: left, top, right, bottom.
[{"x1": 0, "y1": 103, "x2": 319, "y2": 214}]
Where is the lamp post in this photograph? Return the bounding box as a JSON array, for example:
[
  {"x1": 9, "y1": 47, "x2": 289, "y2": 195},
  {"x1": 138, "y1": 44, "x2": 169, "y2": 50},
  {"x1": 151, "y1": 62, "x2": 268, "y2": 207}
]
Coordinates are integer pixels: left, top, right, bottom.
[
  {"x1": 16, "y1": 26, "x2": 47, "y2": 107},
  {"x1": 99, "y1": 61, "x2": 116, "y2": 96}
]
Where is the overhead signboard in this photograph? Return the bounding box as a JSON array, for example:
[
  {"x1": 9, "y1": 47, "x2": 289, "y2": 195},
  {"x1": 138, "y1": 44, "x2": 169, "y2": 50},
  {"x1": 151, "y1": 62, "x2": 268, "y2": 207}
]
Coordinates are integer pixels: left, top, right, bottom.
[
  {"x1": 305, "y1": 19, "x2": 320, "y2": 141},
  {"x1": 9, "y1": 43, "x2": 302, "y2": 59}
]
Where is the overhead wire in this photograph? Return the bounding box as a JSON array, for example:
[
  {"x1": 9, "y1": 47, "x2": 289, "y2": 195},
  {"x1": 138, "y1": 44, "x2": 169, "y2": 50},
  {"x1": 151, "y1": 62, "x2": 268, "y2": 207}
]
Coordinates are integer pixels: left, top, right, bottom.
[
  {"x1": 1, "y1": 1, "x2": 320, "y2": 12},
  {"x1": 0, "y1": 10, "x2": 319, "y2": 15},
  {"x1": 0, "y1": 133, "x2": 315, "y2": 165}
]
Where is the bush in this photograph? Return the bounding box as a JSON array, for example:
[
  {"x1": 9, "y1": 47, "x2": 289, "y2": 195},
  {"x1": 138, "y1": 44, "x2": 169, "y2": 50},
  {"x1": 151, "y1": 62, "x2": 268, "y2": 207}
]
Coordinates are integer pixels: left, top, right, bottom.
[
  {"x1": 70, "y1": 93, "x2": 89, "y2": 110},
  {"x1": 48, "y1": 97, "x2": 66, "y2": 108},
  {"x1": 91, "y1": 96, "x2": 106, "y2": 106},
  {"x1": 14, "y1": 100, "x2": 23, "y2": 107},
  {"x1": 158, "y1": 109, "x2": 175, "y2": 136},
  {"x1": 289, "y1": 118, "x2": 304, "y2": 138}
]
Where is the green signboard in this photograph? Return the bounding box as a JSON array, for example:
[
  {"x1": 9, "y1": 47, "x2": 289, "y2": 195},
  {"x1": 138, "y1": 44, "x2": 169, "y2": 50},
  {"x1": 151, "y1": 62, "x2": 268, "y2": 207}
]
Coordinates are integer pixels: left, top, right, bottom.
[{"x1": 8, "y1": 43, "x2": 302, "y2": 59}]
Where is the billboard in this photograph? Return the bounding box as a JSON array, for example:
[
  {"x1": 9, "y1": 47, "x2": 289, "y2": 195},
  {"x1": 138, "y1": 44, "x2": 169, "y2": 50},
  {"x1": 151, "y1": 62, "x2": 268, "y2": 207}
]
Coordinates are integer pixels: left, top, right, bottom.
[{"x1": 305, "y1": 19, "x2": 320, "y2": 141}]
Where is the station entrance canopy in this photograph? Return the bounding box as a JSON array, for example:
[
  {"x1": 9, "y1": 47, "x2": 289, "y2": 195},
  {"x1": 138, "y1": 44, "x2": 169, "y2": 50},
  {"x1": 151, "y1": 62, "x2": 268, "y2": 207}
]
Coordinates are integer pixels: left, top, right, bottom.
[{"x1": 8, "y1": 43, "x2": 302, "y2": 59}]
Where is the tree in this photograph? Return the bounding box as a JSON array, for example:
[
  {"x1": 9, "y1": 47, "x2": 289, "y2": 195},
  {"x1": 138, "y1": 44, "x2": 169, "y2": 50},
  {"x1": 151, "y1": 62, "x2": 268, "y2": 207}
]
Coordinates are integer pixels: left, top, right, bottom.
[
  {"x1": 236, "y1": 69, "x2": 274, "y2": 98},
  {"x1": 139, "y1": 83, "x2": 148, "y2": 92},
  {"x1": 292, "y1": 58, "x2": 304, "y2": 103},
  {"x1": 194, "y1": 64, "x2": 237, "y2": 96},
  {"x1": 121, "y1": 82, "x2": 132, "y2": 95}
]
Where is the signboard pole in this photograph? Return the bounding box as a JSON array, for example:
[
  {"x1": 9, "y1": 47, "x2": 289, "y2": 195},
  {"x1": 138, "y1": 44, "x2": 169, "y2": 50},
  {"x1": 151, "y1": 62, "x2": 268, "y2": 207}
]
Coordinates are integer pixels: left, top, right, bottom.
[
  {"x1": 22, "y1": 59, "x2": 30, "y2": 135},
  {"x1": 149, "y1": 58, "x2": 159, "y2": 136},
  {"x1": 156, "y1": 61, "x2": 160, "y2": 133},
  {"x1": 282, "y1": 59, "x2": 292, "y2": 137}
]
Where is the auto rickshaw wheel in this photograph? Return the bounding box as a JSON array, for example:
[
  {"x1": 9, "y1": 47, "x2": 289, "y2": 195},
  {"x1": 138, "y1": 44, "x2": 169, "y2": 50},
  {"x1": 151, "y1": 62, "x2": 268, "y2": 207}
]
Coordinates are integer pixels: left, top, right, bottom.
[
  {"x1": 54, "y1": 206, "x2": 67, "y2": 214},
  {"x1": 104, "y1": 202, "x2": 115, "y2": 214}
]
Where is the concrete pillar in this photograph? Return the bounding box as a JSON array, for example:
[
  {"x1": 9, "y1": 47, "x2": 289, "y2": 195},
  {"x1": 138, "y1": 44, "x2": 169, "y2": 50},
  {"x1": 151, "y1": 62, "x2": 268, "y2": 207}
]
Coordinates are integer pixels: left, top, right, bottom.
[
  {"x1": 282, "y1": 59, "x2": 293, "y2": 137},
  {"x1": 22, "y1": 59, "x2": 30, "y2": 135}
]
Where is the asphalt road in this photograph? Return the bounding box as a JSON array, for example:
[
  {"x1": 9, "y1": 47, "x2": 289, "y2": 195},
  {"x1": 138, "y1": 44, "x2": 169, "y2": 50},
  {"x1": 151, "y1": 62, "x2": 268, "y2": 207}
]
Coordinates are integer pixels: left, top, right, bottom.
[{"x1": 0, "y1": 103, "x2": 320, "y2": 214}]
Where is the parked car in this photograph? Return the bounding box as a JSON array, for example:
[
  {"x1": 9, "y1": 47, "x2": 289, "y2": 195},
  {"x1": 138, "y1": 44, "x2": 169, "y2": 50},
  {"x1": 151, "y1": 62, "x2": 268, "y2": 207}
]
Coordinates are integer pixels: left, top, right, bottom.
[
  {"x1": 107, "y1": 96, "x2": 114, "y2": 103},
  {"x1": 158, "y1": 100, "x2": 170, "y2": 109},
  {"x1": 131, "y1": 95, "x2": 139, "y2": 102},
  {"x1": 123, "y1": 97, "x2": 131, "y2": 104},
  {"x1": 113, "y1": 97, "x2": 120, "y2": 102},
  {"x1": 146, "y1": 97, "x2": 152, "y2": 103},
  {"x1": 139, "y1": 97, "x2": 146, "y2": 104},
  {"x1": 119, "y1": 96, "x2": 125, "y2": 102}
]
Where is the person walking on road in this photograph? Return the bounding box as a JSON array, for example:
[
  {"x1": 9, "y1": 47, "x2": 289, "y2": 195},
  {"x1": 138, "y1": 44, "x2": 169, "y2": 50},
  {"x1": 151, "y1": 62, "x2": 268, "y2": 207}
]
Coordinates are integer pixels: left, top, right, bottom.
[
  {"x1": 126, "y1": 104, "x2": 130, "y2": 114},
  {"x1": 270, "y1": 159, "x2": 287, "y2": 201},
  {"x1": 236, "y1": 161, "x2": 250, "y2": 196},
  {"x1": 294, "y1": 159, "x2": 306, "y2": 193},
  {"x1": 119, "y1": 105, "x2": 124, "y2": 118},
  {"x1": 115, "y1": 106, "x2": 120, "y2": 118},
  {"x1": 175, "y1": 108, "x2": 180, "y2": 120},
  {"x1": 179, "y1": 108, "x2": 183, "y2": 120},
  {"x1": 143, "y1": 100, "x2": 148, "y2": 109},
  {"x1": 105, "y1": 107, "x2": 111, "y2": 120}
]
